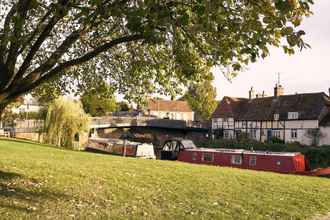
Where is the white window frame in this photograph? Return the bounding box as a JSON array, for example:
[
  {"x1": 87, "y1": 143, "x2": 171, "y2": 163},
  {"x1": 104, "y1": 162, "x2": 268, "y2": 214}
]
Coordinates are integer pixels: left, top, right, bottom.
[
  {"x1": 274, "y1": 113, "x2": 279, "y2": 121},
  {"x1": 249, "y1": 156, "x2": 257, "y2": 166},
  {"x1": 202, "y1": 152, "x2": 214, "y2": 162},
  {"x1": 251, "y1": 129, "x2": 257, "y2": 139},
  {"x1": 288, "y1": 112, "x2": 299, "y2": 120},
  {"x1": 192, "y1": 152, "x2": 198, "y2": 161},
  {"x1": 273, "y1": 130, "x2": 281, "y2": 138},
  {"x1": 291, "y1": 129, "x2": 298, "y2": 139},
  {"x1": 231, "y1": 155, "x2": 242, "y2": 165},
  {"x1": 224, "y1": 130, "x2": 230, "y2": 138}
]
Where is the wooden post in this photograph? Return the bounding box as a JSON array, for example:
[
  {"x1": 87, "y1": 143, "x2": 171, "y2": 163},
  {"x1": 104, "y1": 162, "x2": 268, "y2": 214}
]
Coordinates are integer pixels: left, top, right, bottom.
[
  {"x1": 123, "y1": 139, "x2": 127, "y2": 157},
  {"x1": 259, "y1": 120, "x2": 262, "y2": 142}
]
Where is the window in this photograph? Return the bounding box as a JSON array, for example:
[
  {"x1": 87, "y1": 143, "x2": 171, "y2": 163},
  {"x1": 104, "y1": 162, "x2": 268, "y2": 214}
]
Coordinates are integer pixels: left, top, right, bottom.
[
  {"x1": 192, "y1": 152, "x2": 198, "y2": 161},
  {"x1": 231, "y1": 155, "x2": 242, "y2": 165},
  {"x1": 202, "y1": 153, "x2": 214, "y2": 162},
  {"x1": 251, "y1": 129, "x2": 257, "y2": 139},
  {"x1": 261, "y1": 129, "x2": 265, "y2": 136},
  {"x1": 288, "y1": 112, "x2": 299, "y2": 120},
  {"x1": 224, "y1": 130, "x2": 230, "y2": 138},
  {"x1": 242, "y1": 121, "x2": 247, "y2": 128},
  {"x1": 276, "y1": 161, "x2": 281, "y2": 166},
  {"x1": 249, "y1": 156, "x2": 257, "y2": 166},
  {"x1": 274, "y1": 114, "x2": 279, "y2": 121},
  {"x1": 291, "y1": 129, "x2": 298, "y2": 139},
  {"x1": 273, "y1": 130, "x2": 281, "y2": 138}
]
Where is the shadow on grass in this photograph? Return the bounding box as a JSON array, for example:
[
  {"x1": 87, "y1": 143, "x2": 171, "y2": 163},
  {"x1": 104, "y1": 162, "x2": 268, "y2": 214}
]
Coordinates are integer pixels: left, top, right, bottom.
[
  {"x1": 0, "y1": 137, "x2": 39, "y2": 145},
  {"x1": 0, "y1": 170, "x2": 68, "y2": 213},
  {"x1": 0, "y1": 137, "x2": 80, "y2": 154}
]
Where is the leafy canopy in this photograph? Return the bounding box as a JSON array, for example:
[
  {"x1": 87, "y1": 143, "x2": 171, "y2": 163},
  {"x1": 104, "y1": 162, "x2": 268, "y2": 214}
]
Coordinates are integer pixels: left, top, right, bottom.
[
  {"x1": 183, "y1": 73, "x2": 217, "y2": 121},
  {"x1": 0, "y1": 0, "x2": 313, "y2": 108},
  {"x1": 80, "y1": 84, "x2": 119, "y2": 116}
]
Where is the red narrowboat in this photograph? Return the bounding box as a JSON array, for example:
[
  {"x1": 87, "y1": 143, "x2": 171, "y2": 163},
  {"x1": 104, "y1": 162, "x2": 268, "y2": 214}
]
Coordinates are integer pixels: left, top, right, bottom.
[
  {"x1": 178, "y1": 148, "x2": 307, "y2": 174},
  {"x1": 160, "y1": 139, "x2": 329, "y2": 176}
]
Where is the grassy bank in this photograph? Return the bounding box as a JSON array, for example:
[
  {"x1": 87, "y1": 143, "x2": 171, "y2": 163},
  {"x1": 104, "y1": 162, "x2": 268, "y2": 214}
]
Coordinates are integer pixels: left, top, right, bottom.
[{"x1": 1, "y1": 138, "x2": 330, "y2": 219}]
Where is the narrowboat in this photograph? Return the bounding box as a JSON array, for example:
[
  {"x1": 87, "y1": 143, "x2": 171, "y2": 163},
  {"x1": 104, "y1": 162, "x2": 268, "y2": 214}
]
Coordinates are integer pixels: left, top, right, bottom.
[
  {"x1": 160, "y1": 138, "x2": 330, "y2": 176},
  {"x1": 85, "y1": 138, "x2": 156, "y2": 159}
]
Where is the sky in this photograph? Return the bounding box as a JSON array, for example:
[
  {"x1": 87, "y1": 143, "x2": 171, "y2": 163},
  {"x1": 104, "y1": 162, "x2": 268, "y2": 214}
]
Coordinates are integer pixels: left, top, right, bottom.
[{"x1": 212, "y1": 0, "x2": 330, "y2": 100}]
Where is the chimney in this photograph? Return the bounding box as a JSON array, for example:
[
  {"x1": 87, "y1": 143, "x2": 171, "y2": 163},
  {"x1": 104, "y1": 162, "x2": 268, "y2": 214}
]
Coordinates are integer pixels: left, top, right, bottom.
[
  {"x1": 274, "y1": 84, "x2": 284, "y2": 97},
  {"x1": 249, "y1": 87, "x2": 255, "y2": 99}
]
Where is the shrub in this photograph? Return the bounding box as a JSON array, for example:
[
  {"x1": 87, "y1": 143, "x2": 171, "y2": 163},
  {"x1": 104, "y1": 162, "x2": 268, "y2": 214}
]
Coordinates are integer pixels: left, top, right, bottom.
[{"x1": 44, "y1": 97, "x2": 90, "y2": 149}]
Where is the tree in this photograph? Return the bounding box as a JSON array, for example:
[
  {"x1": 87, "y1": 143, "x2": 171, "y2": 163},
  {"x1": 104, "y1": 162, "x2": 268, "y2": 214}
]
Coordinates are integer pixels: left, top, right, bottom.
[
  {"x1": 118, "y1": 101, "x2": 130, "y2": 112},
  {"x1": 183, "y1": 75, "x2": 217, "y2": 121},
  {"x1": 81, "y1": 93, "x2": 118, "y2": 117},
  {"x1": 44, "y1": 97, "x2": 90, "y2": 149},
  {"x1": 0, "y1": 0, "x2": 313, "y2": 111},
  {"x1": 80, "y1": 81, "x2": 119, "y2": 116},
  {"x1": 0, "y1": 96, "x2": 23, "y2": 127}
]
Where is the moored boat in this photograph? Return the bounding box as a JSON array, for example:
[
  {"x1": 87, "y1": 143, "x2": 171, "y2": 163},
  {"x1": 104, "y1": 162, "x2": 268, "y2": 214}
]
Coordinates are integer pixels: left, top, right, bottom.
[{"x1": 160, "y1": 138, "x2": 330, "y2": 177}]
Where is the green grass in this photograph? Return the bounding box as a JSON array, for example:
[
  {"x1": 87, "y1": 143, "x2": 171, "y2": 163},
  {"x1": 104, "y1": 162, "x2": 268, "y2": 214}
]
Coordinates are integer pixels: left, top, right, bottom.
[{"x1": 1, "y1": 138, "x2": 330, "y2": 220}]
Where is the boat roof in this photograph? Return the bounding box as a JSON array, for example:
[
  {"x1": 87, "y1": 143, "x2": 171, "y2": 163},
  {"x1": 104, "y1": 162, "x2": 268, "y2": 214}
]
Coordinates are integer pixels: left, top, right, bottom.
[
  {"x1": 89, "y1": 137, "x2": 143, "y2": 146},
  {"x1": 184, "y1": 148, "x2": 301, "y2": 157}
]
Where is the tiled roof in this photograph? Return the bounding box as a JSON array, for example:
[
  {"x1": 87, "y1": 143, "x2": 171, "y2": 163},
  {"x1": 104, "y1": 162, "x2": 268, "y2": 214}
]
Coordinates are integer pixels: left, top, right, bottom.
[
  {"x1": 212, "y1": 93, "x2": 330, "y2": 121},
  {"x1": 147, "y1": 99, "x2": 193, "y2": 112}
]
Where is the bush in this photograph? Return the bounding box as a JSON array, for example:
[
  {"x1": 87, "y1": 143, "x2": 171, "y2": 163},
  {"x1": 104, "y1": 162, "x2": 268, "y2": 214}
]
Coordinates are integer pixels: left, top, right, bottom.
[{"x1": 44, "y1": 97, "x2": 90, "y2": 149}]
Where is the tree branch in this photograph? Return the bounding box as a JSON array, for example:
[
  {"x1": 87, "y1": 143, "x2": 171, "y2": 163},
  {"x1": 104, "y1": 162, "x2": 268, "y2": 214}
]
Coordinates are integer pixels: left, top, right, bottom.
[
  {"x1": 5, "y1": 0, "x2": 34, "y2": 77},
  {"x1": 18, "y1": 4, "x2": 55, "y2": 55},
  {"x1": 0, "y1": 3, "x2": 17, "y2": 64},
  {"x1": 4, "y1": 34, "x2": 144, "y2": 101},
  {"x1": 7, "y1": 2, "x2": 70, "y2": 91}
]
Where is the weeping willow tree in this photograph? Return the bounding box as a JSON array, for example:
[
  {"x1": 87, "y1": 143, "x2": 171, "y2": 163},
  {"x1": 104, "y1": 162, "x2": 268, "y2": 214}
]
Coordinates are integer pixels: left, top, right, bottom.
[{"x1": 44, "y1": 97, "x2": 90, "y2": 149}]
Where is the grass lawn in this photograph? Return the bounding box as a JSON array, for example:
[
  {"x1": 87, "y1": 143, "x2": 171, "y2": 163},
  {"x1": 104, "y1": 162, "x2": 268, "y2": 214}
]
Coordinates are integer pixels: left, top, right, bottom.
[{"x1": 0, "y1": 138, "x2": 330, "y2": 220}]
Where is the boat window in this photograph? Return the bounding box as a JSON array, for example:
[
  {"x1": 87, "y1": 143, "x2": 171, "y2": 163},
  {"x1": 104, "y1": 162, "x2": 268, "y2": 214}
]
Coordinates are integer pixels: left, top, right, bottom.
[
  {"x1": 277, "y1": 161, "x2": 281, "y2": 166},
  {"x1": 192, "y1": 152, "x2": 198, "y2": 161},
  {"x1": 231, "y1": 155, "x2": 242, "y2": 165},
  {"x1": 249, "y1": 156, "x2": 257, "y2": 166},
  {"x1": 202, "y1": 153, "x2": 214, "y2": 162}
]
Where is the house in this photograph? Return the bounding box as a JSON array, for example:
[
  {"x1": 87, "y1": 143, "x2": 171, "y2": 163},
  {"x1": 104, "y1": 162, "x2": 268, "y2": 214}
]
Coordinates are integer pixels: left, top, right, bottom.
[
  {"x1": 145, "y1": 99, "x2": 194, "y2": 121},
  {"x1": 211, "y1": 84, "x2": 330, "y2": 146},
  {"x1": 11, "y1": 95, "x2": 43, "y2": 114}
]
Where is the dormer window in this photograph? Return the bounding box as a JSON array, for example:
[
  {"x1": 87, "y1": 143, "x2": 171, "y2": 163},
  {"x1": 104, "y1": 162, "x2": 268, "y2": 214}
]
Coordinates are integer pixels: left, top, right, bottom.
[
  {"x1": 274, "y1": 114, "x2": 279, "y2": 121},
  {"x1": 288, "y1": 112, "x2": 299, "y2": 120}
]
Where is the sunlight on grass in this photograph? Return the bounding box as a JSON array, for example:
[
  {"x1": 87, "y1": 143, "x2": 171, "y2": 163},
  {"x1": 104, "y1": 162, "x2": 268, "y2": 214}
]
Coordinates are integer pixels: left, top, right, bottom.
[{"x1": 0, "y1": 138, "x2": 330, "y2": 219}]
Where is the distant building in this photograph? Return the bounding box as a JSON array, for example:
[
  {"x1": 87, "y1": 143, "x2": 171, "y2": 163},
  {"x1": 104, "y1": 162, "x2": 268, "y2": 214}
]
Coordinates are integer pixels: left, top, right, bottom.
[
  {"x1": 11, "y1": 95, "x2": 43, "y2": 114},
  {"x1": 211, "y1": 84, "x2": 330, "y2": 146},
  {"x1": 145, "y1": 99, "x2": 194, "y2": 121}
]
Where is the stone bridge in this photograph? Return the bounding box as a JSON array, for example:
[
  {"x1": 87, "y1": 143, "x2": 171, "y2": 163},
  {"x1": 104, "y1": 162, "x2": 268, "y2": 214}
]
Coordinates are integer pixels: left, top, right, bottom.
[{"x1": 90, "y1": 116, "x2": 209, "y2": 130}]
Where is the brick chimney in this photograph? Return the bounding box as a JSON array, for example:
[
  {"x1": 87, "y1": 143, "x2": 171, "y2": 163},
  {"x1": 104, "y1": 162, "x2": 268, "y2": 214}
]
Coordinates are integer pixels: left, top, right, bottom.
[
  {"x1": 249, "y1": 87, "x2": 255, "y2": 99},
  {"x1": 274, "y1": 84, "x2": 284, "y2": 97}
]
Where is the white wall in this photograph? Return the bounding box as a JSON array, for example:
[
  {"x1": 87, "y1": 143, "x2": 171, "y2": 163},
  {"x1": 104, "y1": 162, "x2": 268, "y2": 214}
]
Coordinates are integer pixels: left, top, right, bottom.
[
  {"x1": 149, "y1": 110, "x2": 194, "y2": 121},
  {"x1": 212, "y1": 117, "x2": 327, "y2": 145},
  {"x1": 320, "y1": 127, "x2": 330, "y2": 146}
]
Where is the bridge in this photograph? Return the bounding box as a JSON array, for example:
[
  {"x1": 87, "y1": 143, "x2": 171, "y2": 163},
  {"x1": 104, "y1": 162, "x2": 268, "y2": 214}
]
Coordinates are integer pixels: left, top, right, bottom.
[
  {"x1": 6, "y1": 116, "x2": 209, "y2": 134},
  {"x1": 90, "y1": 116, "x2": 209, "y2": 131}
]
